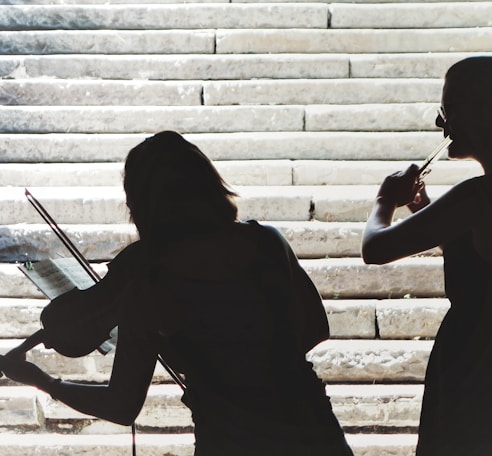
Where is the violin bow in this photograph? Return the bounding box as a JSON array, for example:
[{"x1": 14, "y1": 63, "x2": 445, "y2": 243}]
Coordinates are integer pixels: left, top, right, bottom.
[{"x1": 24, "y1": 188, "x2": 187, "y2": 391}]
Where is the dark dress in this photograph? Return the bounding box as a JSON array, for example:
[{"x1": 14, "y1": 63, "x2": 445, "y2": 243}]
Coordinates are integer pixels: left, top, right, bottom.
[
  {"x1": 416, "y1": 178, "x2": 492, "y2": 455},
  {"x1": 110, "y1": 221, "x2": 353, "y2": 456}
]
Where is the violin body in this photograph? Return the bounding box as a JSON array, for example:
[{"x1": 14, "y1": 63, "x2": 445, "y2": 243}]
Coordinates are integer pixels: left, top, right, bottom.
[{"x1": 40, "y1": 287, "x2": 119, "y2": 358}]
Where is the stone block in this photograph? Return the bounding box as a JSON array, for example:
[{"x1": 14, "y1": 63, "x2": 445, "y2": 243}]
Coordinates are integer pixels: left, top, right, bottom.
[
  {"x1": 0, "y1": 298, "x2": 44, "y2": 338},
  {"x1": 272, "y1": 220, "x2": 363, "y2": 259},
  {"x1": 203, "y1": 79, "x2": 442, "y2": 106},
  {"x1": 349, "y1": 52, "x2": 483, "y2": 79},
  {"x1": 215, "y1": 160, "x2": 293, "y2": 186},
  {"x1": 0, "y1": 4, "x2": 329, "y2": 30},
  {"x1": 0, "y1": 433, "x2": 195, "y2": 456},
  {"x1": 0, "y1": 80, "x2": 203, "y2": 106},
  {"x1": 0, "y1": 386, "x2": 42, "y2": 429},
  {"x1": 0, "y1": 30, "x2": 215, "y2": 55},
  {"x1": 0, "y1": 106, "x2": 304, "y2": 134},
  {"x1": 0, "y1": 223, "x2": 135, "y2": 263},
  {"x1": 235, "y1": 185, "x2": 313, "y2": 221},
  {"x1": 301, "y1": 257, "x2": 445, "y2": 299},
  {"x1": 216, "y1": 29, "x2": 492, "y2": 54},
  {"x1": 330, "y1": 3, "x2": 492, "y2": 29},
  {"x1": 324, "y1": 299, "x2": 376, "y2": 339},
  {"x1": 305, "y1": 103, "x2": 439, "y2": 132},
  {"x1": 348, "y1": 434, "x2": 417, "y2": 456},
  {"x1": 0, "y1": 131, "x2": 445, "y2": 163},
  {"x1": 308, "y1": 339, "x2": 433, "y2": 382},
  {"x1": 0, "y1": 163, "x2": 124, "y2": 187},
  {"x1": 329, "y1": 384, "x2": 422, "y2": 428},
  {"x1": 17, "y1": 54, "x2": 350, "y2": 80},
  {"x1": 293, "y1": 160, "x2": 481, "y2": 186},
  {"x1": 377, "y1": 298, "x2": 449, "y2": 340}
]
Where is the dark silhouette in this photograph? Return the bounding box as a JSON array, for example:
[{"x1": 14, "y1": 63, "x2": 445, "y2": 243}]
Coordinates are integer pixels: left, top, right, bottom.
[
  {"x1": 362, "y1": 57, "x2": 492, "y2": 455},
  {"x1": 1, "y1": 131, "x2": 353, "y2": 456}
]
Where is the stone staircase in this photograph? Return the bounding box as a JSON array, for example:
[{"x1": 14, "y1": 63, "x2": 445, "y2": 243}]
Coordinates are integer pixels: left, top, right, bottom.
[{"x1": 0, "y1": 1, "x2": 491, "y2": 454}]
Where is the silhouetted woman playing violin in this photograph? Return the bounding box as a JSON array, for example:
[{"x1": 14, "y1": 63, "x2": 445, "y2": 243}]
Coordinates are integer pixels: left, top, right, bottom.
[{"x1": 1, "y1": 131, "x2": 352, "y2": 456}]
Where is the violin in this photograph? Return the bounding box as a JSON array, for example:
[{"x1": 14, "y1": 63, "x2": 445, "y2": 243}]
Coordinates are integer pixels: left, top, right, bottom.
[{"x1": 2, "y1": 189, "x2": 185, "y2": 390}]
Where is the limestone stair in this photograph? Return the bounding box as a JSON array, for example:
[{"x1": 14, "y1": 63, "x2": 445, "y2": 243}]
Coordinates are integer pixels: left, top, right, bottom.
[{"x1": 0, "y1": 1, "x2": 490, "y2": 454}]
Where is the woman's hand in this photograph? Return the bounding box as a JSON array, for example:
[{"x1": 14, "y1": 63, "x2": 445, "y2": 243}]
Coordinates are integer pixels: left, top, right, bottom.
[
  {"x1": 407, "y1": 183, "x2": 431, "y2": 213},
  {"x1": 377, "y1": 164, "x2": 423, "y2": 208},
  {"x1": 0, "y1": 354, "x2": 53, "y2": 390}
]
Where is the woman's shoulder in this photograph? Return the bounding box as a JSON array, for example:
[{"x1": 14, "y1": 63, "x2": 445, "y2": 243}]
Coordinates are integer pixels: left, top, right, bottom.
[
  {"x1": 108, "y1": 240, "x2": 144, "y2": 272},
  {"x1": 237, "y1": 220, "x2": 290, "y2": 251}
]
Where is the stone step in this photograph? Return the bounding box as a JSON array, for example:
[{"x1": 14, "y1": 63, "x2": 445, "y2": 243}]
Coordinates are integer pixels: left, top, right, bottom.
[
  {"x1": 0, "y1": 4, "x2": 329, "y2": 30},
  {"x1": 0, "y1": 131, "x2": 449, "y2": 162},
  {"x1": 0, "y1": 159, "x2": 480, "y2": 187},
  {"x1": 0, "y1": 104, "x2": 442, "y2": 134},
  {"x1": 330, "y1": 2, "x2": 492, "y2": 28},
  {"x1": 0, "y1": 337, "x2": 433, "y2": 383},
  {"x1": 3, "y1": 3, "x2": 491, "y2": 32},
  {"x1": 216, "y1": 28, "x2": 492, "y2": 54},
  {"x1": 5, "y1": 0, "x2": 488, "y2": 3},
  {"x1": 2, "y1": 52, "x2": 489, "y2": 80},
  {"x1": 0, "y1": 78, "x2": 444, "y2": 106},
  {"x1": 0, "y1": 255, "x2": 445, "y2": 300},
  {"x1": 0, "y1": 185, "x2": 454, "y2": 224},
  {"x1": 0, "y1": 432, "x2": 417, "y2": 456},
  {"x1": 0, "y1": 383, "x2": 423, "y2": 432},
  {"x1": 0, "y1": 219, "x2": 443, "y2": 262},
  {"x1": 1, "y1": 28, "x2": 491, "y2": 55},
  {"x1": 0, "y1": 295, "x2": 448, "y2": 340}
]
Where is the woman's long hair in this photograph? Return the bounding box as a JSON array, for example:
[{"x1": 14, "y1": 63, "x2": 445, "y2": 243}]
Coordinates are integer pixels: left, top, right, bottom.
[{"x1": 123, "y1": 131, "x2": 238, "y2": 243}]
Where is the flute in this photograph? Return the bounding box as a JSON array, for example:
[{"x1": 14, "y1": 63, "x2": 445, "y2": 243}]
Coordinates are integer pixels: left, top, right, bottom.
[{"x1": 417, "y1": 135, "x2": 452, "y2": 179}]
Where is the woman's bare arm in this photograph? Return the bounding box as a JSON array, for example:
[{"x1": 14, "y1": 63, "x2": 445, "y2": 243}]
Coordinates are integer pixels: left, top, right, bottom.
[{"x1": 363, "y1": 177, "x2": 483, "y2": 265}]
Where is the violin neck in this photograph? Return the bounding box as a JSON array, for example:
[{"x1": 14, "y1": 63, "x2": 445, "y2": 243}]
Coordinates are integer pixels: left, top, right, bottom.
[{"x1": 7, "y1": 329, "x2": 45, "y2": 358}]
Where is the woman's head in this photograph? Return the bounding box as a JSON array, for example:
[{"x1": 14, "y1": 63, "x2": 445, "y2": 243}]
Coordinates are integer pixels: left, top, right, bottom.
[
  {"x1": 440, "y1": 56, "x2": 492, "y2": 159},
  {"x1": 124, "y1": 131, "x2": 238, "y2": 240}
]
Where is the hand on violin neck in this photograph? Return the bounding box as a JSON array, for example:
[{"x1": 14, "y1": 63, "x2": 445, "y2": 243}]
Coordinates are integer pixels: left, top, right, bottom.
[{"x1": 0, "y1": 354, "x2": 54, "y2": 391}]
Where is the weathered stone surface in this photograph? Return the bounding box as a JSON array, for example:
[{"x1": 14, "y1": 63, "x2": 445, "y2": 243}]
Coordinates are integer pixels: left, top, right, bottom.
[
  {"x1": 0, "y1": 224, "x2": 136, "y2": 262},
  {"x1": 293, "y1": 160, "x2": 482, "y2": 186},
  {"x1": 308, "y1": 339, "x2": 433, "y2": 382},
  {"x1": 0, "y1": 256, "x2": 445, "y2": 300},
  {"x1": 329, "y1": 384, "x2": 422, "y2": 428},
  {"x1": 0, "y1": 4, "x2": 329, "y2": 30},
  {"x1": 0, "y1": 298, "x2": 44, "y2": 337},
  {"x1": 0, "y1": 220, "x2": 362, "y2": 262},
  {"x1": 0, "y1": 106, "x2": 304, "y2": 134},
  {"x1": 274, "y1": 220, "x2": 364, "y2": 259},
  {"x1": 1, "y1": 337, "x2": 432, "y2": 383},
  {"x1": 325, "y1": 299, "x2": 376, "y2": 338},
  {"x1": 330, "y1": 3, "x2": 492, "y2": 28},
  {"x1": 13, "y1": 54, "x2": 350, "y2": 80},
  {"x1": 349, "y1": 434, "x2": 416, "y2": 456},
  {"x1": 0, "y1": 30, "x2": 215, "y2": 55},
  {"x1": 0, "y1": 386, "x2": 41, "y2": 429},
  {"x1": 302, "y1": 257, "x2": 445, "y2": 299},
  {"x1": 0, "y1": 184, "x2": 453, "y2": 225},
  {"x1": 215, "y1": 160, "x2": 293, "y2": 186},
  {"x1": 0, "y1": 80, "x2": 202, "y2": 106},
  {"x1": 350, "y1": 52, "x2": 491, "y2": 78},
  {"x1": 0, "y1": 159, "x2": 478, "y2": 189},
  {"x1": 0, "y1": 131, "x2": 446, "y2": 162},
  {"x1": 216, "y1": 29, "x2": 492, "y2": 54},
  {"x1": 0, "y1": 433, "x2": 195, "y2": 456},
  {"x1": 311, "y1": 184, "x2": 450, "y2": 222},
  {"x1": 305, "y1": 103, "x2": 439, "y2": 132},
  {"x1": 2, "y1": 382, "x2": 423, "y2": 432},
  {"x1": 203, "y1": 79, "x2": 442, "y2": 106},
  {"x1": 377, "y1": 298, "x2": 449, "y2": 340}
]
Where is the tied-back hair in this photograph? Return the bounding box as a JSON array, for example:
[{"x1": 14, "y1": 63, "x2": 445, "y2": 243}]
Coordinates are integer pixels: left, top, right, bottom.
[
  {"x1": 124, "y1": 131, "x2": 238, "y2": 243},
  {"x1": 445, "y1": 56, "x2": 492, "y2": 103}
]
